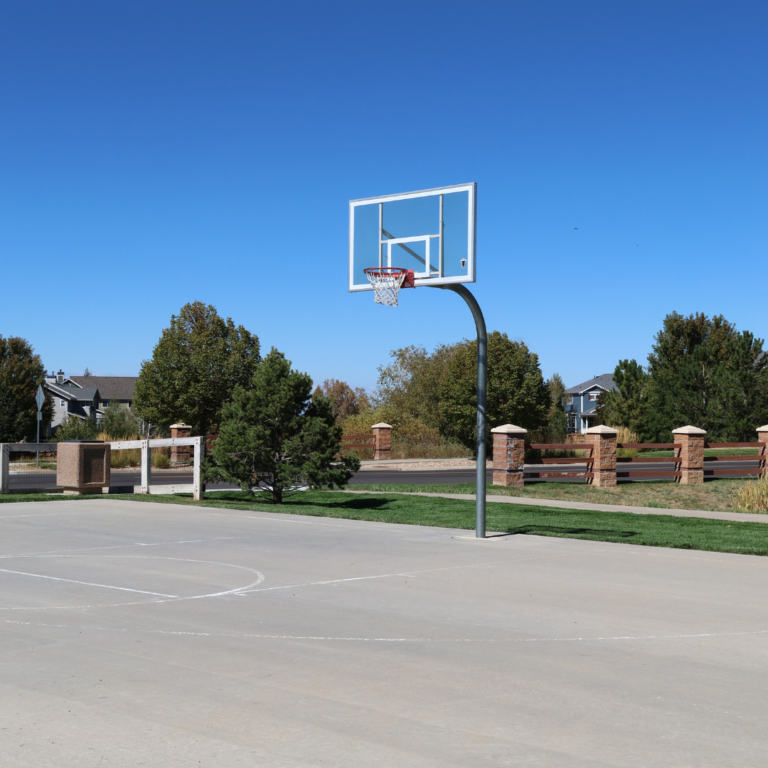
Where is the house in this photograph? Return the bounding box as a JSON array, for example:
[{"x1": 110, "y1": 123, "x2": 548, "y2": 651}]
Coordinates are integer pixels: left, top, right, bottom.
[
  {"x1": 43, "y1": 370, "x2": 139, "y2": 433},
  {"x1": 564, "y1": 374, "x2": 618, "y2": 433}
]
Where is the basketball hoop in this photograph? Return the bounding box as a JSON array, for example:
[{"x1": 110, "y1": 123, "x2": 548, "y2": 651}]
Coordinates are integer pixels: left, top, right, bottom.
[{"x1": 363, "y1": 268, "x2": 415, "y2": 307}]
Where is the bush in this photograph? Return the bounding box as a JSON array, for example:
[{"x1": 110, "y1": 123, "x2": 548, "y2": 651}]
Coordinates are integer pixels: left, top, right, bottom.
[
  {"x1": 55, "y1": 415, "x2": 100, "y2": 441},
  {"x1": 100, "y1": 402, "x2": 142, "y2": 440}
]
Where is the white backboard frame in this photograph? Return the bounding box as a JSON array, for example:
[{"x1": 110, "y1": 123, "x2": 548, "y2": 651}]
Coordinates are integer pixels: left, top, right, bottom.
[{"x1": 349, "y1": 182, "x2": 477, "y2": 292}]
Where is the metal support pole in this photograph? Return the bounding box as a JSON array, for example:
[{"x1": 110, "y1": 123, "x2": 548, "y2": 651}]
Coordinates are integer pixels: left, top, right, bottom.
[{"x1": 432, "y1": 284, "x2": 487, "y2": 537}]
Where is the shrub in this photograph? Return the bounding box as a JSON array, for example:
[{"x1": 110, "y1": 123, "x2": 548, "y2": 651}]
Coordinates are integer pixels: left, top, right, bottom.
[
  {"x1": 100, "y1": 402, "x2": 142, "y2": 440},
  {"x1": 55, "y1": 415, "x2": 100, "y2": 441}
]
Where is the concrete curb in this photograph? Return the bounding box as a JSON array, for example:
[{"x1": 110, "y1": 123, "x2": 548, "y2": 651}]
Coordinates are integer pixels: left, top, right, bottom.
[{"x1": 341, "y1": 489, "x2": 768, "y2": 525}]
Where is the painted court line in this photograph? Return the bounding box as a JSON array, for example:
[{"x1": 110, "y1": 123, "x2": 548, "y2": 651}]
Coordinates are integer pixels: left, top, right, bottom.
[
  {"x1": 0, "y1": 567, "x2": 178, "y2": 598},
  {"x1": 240, "y1": 562, "x2": 492, "y2": 595},
  {"x1": 6, "y1": 618, "x2": 768, "y2": 646}
]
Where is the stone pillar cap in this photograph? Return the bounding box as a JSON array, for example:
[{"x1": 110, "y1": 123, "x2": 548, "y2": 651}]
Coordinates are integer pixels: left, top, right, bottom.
[
  {"x1": 170, "y1": 423, "x2": 191, "y2": 429},
  {"x1": 756, "y1": 425, "x2": 768, "y2": 433},
  {"x1": 672, "y1": 425, "x2": 707, "y2": 435},
  {"x1": 585, "y1": 425, "x2": 619, "y2": 435},
  {"x1": 491, "y1": 424, "x2": 528, "y2": 435},
  {"x1": 371, "y1": 423, "x2": 392, "y2": 429}
]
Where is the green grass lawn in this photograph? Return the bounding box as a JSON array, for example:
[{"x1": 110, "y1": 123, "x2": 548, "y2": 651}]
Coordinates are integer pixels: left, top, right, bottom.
[
  {"x1": 351, "y1": 478, "x2": 753, "y2": 512},
  {"x1": 2, "y1": 489, "x2": 768, "y2": 557},
  {"x1": 638, "y1": 447, "x2": 760, "y2": 457}
]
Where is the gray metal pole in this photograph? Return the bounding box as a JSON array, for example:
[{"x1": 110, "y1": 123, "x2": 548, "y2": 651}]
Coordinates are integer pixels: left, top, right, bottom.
[{"x1": 433, "y1": 284, "x2": 487, "y2": 538}]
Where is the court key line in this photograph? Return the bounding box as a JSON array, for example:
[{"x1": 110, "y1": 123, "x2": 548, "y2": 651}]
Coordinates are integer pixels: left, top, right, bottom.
[
  {"x1": 0, "y1": 567, "x2": 178, "y2": 598},
  {"x1": 0, "y1": 556, "x2": 265, "y2": 610}
]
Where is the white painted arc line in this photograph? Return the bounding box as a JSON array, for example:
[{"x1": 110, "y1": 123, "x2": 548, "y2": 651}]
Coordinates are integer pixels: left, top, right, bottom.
[
  {"x1": 0, "y1": 568, "x2": 178, "y2": 598},
  {"x1": 240, "y1": 562, "x2": 492, "y2": 595}
]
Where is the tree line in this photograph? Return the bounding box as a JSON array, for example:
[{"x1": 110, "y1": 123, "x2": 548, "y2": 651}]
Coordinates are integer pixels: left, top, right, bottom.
[
  {"x1": 597, "y1": 312, "x2": 768, "y2": 442},
  {"x1": 322, "y1": 332, "x2": 568, "y2": 454}
]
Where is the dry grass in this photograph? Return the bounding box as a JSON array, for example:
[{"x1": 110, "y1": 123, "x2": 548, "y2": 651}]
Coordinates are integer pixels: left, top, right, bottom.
[
  {"x1": 97, "y1": 433, "x2": 171, "y2": 469},
  {"x1": 341, "y1": 438, "x2": 472, "y2": 462},
  {"x1": 390, "y1": 439, "x2": 471, "y2": 460},
  {"x1": 735, "y1": 475, "x2": 768, "y2": 512}
]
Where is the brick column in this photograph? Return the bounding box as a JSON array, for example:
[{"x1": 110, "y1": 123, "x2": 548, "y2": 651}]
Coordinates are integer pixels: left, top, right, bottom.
[
  {"x1": 672, "y1": 425, "x2": 706, "y2": 484},
  {"x1": 757, "y1": 425, "x2": 768, "y2": 477},
  {"x1": 585, "y1": 425, "x2": 618, "y2": 487},
  {"x1": 491, "y1": 424, "x2": 527, "y2": 487},
  {"x1": 170, "y1": 423, "x2": 192, "y2": 464},
  {"x1": 371, "y1": 423, "x2": 391, "y2": 461}
]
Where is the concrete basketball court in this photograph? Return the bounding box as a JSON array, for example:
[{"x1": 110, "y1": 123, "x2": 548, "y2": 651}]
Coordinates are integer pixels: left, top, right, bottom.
[{"x1": 2, "y1": 499, "x2": 767, "y2": 766}]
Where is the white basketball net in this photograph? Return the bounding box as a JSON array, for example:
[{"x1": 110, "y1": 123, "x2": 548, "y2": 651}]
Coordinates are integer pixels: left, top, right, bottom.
[{"x1": 364, "y1": 268, "x2": 407, "y2": 307}]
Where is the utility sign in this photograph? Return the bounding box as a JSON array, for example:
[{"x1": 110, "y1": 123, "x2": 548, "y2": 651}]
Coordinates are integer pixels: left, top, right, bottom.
[{"x1": 35, "y1": 385, "x2": 45, "y2": 411}]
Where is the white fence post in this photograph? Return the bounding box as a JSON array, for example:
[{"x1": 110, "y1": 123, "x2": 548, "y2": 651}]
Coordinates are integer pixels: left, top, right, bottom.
[
  {"x1": 193, "y1": 436, "x2": 204, "y2": 501},
  {"x1": 141, "y1": 440, "x2": 151, "y2": 494},
  {"x1": 0, "y1": 444, "x2": 8, "y2": 494}
]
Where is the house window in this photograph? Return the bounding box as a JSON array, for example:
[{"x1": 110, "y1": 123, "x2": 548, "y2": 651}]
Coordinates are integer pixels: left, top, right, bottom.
[
  {"x1": 588, "y1": 392, "x2": 599, "y2": 402},
  {"x1": 60, "y1": 400, "x2": 66, "y2": 407}
]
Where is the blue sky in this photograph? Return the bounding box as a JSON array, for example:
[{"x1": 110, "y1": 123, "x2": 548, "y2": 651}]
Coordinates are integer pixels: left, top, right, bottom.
[{"x1": 1, "y1": 1, "x2": 765, "y2": 392}]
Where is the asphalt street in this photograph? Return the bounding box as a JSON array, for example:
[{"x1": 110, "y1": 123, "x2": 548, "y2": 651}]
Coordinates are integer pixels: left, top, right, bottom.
[{"x1": 6, "y1": 461, "x2": 763, "y2": 493}]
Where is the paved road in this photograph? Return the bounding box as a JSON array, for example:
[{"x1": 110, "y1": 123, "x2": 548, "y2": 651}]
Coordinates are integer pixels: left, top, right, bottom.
[
  {"x1": 3, "y1": 498, "x2": 768, "y2": 766},
  {"x1": 7, "y1": 461, "x2": 763, "y2": 493}
]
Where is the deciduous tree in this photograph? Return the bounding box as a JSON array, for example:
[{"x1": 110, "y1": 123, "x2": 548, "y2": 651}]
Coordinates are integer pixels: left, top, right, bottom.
[
  {"x1": 440, "y1": 331, "x2": 550, "y2": 453},
  {"x1": 312, "y1": 379, "x2": 370, "y2": 423},
  {"x1": 134, "y1": 302, "x2": 260, "y2": 437},
  {"x1": 0, "y1": 336, "x2": 52, "y2": 442}
]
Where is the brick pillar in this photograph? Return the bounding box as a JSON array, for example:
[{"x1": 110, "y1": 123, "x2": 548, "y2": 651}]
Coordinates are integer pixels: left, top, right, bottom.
[
  {"x1": 170, "y1": 423, "x2": 192, "y2": 464},
  {"x1": 757, "y1": 425, "x2": 768, "y2": 477},
  {"x1": 372, "y1": 422, "x2": 391, "y2": 461},
  {"x1": 672, "y1": 425, "x2": 706, "y2": 484},
  {"x1": 491, "y1": 424, "x2": 527, "y2": 487},
  {"x1": 585, "y1": 426, "x2": 618, "y2": 487}
]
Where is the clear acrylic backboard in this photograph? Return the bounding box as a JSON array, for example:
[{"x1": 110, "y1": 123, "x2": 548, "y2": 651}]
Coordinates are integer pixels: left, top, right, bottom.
[{"x1": 349, "y1": 183, "x2": 476, "y2": 292}]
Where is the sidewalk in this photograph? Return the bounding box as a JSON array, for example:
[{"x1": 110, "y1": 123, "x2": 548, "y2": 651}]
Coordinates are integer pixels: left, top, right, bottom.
[{"x1": 342, "y1": 489, "x2": 768, "y2": 525}]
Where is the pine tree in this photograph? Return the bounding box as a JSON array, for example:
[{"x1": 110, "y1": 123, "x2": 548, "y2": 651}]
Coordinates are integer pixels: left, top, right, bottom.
[
  {"x1": 205, "y1": 349, "x2": 360, "y2": 503},
  {"x1": 596, "y1": 360, "x2": 649, "y2": 435}
]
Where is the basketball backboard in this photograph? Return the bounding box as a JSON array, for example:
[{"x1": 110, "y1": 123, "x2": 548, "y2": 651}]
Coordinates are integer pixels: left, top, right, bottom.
[{"x1": 349, "y1": 183, "x2": 476, "y2": 292}]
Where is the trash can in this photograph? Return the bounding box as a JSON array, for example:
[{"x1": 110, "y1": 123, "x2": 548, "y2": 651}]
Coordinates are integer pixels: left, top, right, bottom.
[{"x1": 57, "y1": 440, "x2": 111, "y2": 495}]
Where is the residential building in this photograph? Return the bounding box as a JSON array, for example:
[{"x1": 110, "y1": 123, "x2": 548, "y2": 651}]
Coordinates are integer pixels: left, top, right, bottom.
[
  {"x1": 564, "y1": 374, "x2": 618, "y2": 433},
  {"x1": 43, "y1": 370, "x2": 139, "y2": 433}
]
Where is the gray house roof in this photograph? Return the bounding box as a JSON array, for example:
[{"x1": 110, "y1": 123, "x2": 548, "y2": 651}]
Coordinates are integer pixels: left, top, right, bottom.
[
  {"x1": 565, "y1": 374, "x2": 618, "y2": 396},
  {"x1": 69, "y1": 376, "x2": 138, "y2": 401},
  {"x1": 46, "y1": 382, "x2": 101, "y2": 401}
]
